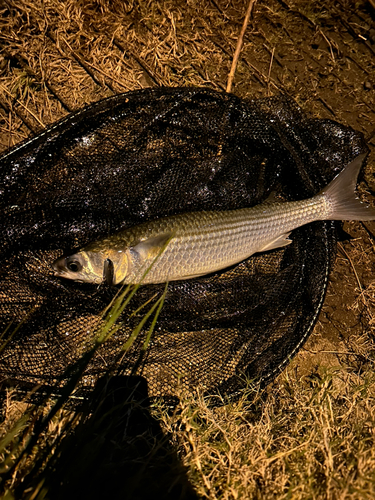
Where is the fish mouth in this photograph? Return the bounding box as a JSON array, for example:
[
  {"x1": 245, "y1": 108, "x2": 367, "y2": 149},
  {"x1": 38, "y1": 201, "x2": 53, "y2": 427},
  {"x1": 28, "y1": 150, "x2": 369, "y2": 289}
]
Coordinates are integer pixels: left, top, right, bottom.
[
  {"x1": 52, "y1": 256, "x2": 67, "y2": 274},
  {"x1": 52, "y1": 265, "x2": 84, "y2": 283},
  {"x1": 52, "y1": 267, "x2": 70, "y2": 279},
  {"x1": 52, "y1": 256, "x2": 77, "y2": 279}
]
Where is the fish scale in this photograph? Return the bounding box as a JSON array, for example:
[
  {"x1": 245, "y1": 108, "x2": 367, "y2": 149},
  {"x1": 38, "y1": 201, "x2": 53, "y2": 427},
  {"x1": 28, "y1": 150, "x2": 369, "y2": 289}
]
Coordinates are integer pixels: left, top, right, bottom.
[
  {"x1": 53, "y1": 154, "x2": 375, "y2": 285},
  {"x1": 127, "y1": 197, "x2": 326, "y2": 284}
]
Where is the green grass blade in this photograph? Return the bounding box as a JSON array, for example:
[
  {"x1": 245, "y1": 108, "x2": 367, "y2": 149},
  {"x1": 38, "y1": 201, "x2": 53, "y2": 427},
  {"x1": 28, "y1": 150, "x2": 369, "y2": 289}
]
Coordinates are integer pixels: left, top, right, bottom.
[
  {"x1": 143, "y1": 282, "x2": 168, "y2": 351},
  {"x1": 121, "y1": 297, "x2": 162, "y2": 352}
]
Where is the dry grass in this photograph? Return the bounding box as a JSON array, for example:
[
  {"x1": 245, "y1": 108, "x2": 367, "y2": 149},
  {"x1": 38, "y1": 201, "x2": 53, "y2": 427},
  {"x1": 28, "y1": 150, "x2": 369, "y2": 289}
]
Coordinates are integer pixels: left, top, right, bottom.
[
  {"x1": 155, "y1": 365, "x2": 375, "y2": 499},
  {"x1": 2, "y1": 362, "x2": 375, "y2": 499},
  {"x1": 1, "y1": 0, "x2": 375, "y2": 498}
]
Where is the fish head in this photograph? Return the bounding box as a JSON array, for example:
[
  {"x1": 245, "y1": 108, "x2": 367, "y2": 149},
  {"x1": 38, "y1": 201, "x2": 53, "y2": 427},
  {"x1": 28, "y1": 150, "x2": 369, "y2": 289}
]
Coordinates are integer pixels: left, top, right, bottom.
[
  {"x1": 52, "y1": 249, "x2": 129, "y2": 285},
  {"x1": 52, "y1": 251, "x2": 105, "y2": 284}
]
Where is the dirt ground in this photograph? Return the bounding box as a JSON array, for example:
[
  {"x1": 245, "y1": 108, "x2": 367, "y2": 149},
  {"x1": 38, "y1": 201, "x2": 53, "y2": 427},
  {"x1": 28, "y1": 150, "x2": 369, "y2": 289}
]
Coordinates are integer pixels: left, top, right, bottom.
[{"x1": 0, "y1": 0, "x2": 375, "y2": 497}]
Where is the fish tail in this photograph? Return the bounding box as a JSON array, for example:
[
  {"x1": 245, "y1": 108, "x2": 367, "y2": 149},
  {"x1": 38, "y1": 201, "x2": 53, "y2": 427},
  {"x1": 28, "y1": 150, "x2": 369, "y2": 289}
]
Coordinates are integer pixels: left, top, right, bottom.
[{"x1": 320, "y1": 154, "x2": 375, "y2": 221}]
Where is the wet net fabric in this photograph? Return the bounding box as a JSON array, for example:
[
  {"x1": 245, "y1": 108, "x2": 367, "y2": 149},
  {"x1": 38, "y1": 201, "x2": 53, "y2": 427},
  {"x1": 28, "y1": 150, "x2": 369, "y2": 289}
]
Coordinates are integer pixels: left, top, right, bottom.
[{"x1": 0, "y1": 87, "x2": 368, "y2": 402}]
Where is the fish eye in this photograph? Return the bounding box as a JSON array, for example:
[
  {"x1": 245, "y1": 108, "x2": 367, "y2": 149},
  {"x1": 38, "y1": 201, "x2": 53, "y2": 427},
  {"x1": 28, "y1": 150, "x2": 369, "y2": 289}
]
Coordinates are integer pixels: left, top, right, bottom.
[{"x1": 66, "y1": 259, "x2": 82, "y2": 273}]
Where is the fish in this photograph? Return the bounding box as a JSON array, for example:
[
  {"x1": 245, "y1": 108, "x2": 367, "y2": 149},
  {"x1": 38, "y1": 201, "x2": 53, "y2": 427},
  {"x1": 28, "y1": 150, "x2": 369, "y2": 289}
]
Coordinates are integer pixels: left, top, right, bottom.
[{"x1": 53, "y1": 154, "x2": 375, "y2": 286}]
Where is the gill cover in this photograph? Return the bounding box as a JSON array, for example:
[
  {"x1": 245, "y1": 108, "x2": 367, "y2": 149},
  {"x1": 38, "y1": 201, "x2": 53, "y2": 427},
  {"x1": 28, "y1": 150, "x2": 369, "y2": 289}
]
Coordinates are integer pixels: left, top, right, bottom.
[{"x1": 108, "y1": 249, "x2": 129, "y2": 285}]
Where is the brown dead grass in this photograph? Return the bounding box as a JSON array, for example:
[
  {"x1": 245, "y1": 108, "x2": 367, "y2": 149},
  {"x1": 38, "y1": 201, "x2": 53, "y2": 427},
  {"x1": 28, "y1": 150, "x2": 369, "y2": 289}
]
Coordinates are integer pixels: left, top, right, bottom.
[
  {"x1": 154, "y1": 364, "x2": 375, "y2": 499},
  {"x1": 1, "y1": 0, "x2": 375, "y2": 498}
]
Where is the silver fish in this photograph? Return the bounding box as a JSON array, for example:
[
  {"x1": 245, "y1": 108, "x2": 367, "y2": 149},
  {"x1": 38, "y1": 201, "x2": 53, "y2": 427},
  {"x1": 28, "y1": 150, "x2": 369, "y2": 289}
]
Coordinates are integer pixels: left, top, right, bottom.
[{"x1": 53, "y1": 154, "x2": 375, "y2": 285}]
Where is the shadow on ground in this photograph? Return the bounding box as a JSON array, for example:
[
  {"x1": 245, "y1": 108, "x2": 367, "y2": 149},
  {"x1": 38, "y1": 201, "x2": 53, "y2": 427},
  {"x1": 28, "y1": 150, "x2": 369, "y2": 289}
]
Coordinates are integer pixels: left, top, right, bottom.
[{"x1": 22, "y1": 376, "x2": 198, "y2": 500}]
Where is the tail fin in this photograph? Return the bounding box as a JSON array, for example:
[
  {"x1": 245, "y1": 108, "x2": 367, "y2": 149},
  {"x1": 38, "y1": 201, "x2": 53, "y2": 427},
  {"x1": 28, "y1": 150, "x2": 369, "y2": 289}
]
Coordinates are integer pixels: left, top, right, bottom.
[{"x1": 320, "y1": 154, "x2": 375, "y2": 221}]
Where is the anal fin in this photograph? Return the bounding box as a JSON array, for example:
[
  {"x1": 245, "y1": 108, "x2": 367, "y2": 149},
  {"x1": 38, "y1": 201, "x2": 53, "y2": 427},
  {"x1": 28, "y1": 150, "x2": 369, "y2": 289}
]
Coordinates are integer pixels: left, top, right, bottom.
[{"x1": 259, "y1": 232, "x2": 292, "y2": 252}]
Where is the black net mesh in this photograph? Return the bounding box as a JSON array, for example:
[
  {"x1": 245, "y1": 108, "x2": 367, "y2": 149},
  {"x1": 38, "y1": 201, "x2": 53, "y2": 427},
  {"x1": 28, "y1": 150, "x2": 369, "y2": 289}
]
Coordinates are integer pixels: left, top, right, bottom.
[{"x1": 0, "y1": 87, "x2": 368, "y2": 402}]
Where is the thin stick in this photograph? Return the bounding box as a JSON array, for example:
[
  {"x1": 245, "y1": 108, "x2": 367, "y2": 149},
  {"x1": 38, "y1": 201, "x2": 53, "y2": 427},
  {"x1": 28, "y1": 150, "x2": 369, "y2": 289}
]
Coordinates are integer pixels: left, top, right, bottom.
[
  {"x1": 84, "y1": 60, "x2": 130, "y2": 90},
  {"x1": 338, "y1": 242, "x2": 362, "y2": 292},
  {"x1": 267, "y1": 47, "x2": 275, "y2": 96},
  {"x1": 0, "y1": 84, "x2": 45, "y2": 128},
  {"x1": 226, "y1": 0, "x2": 257, "y2": 93}
]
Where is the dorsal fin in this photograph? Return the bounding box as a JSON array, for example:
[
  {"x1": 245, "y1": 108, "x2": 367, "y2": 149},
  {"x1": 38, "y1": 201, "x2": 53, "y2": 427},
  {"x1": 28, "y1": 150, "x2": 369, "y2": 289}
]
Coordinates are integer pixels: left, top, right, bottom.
[{"x1": 262, "y1": 191, "x2": 281, "y2": 204}]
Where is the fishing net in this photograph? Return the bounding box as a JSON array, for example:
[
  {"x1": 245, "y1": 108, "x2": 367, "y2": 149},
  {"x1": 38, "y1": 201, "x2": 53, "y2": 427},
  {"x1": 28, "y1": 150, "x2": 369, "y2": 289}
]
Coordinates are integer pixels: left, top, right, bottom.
[{"x1": 0, "y1": 87, "x2": 368, "y2": 404}]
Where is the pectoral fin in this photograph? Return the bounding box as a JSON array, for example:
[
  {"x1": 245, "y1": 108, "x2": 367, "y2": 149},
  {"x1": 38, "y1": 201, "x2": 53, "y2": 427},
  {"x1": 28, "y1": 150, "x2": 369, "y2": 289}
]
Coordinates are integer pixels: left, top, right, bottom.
[
  {"x1": 260, "y1": 232, "x2": 292, "y2": 252},
  {"x1": 131, "y1": 232, "x2": 173, "y2": 261}
]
